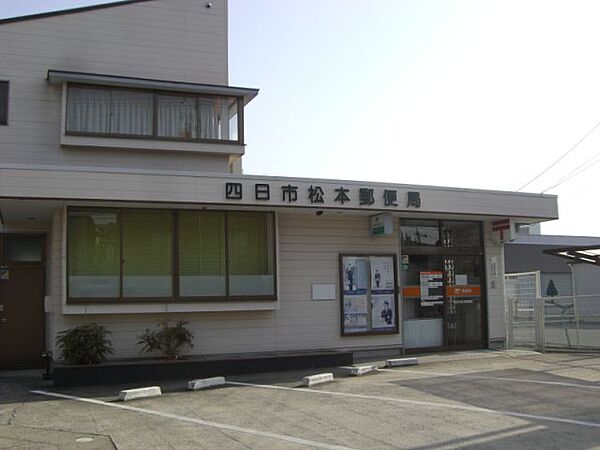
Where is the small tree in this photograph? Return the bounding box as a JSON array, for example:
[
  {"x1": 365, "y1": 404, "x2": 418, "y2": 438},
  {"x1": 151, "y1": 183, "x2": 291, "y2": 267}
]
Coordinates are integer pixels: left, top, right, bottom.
[
  {"x1": 137, "y1": 320, "x2": 194, "y2": 360},
  {"x1": 56, "y1": 323, "x2": 113, "y2": 365},
  {"x1": 546, "y1": 279, "x2": 558, "y2": 297}
]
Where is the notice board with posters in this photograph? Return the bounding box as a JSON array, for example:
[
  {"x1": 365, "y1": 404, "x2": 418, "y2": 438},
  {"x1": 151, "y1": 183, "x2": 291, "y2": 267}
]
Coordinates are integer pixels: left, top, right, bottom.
[{"x1": 340, "y1": 254, "x2": 399, "y2": 336}]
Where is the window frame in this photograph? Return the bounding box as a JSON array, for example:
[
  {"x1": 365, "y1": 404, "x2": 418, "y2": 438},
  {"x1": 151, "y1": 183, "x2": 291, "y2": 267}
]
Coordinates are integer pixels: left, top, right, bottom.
[
  {"x1": 66, "y1": 207, "x2": 277, "y2": 304},
  {"x1": 400, "y1": 219, "x2": 484, "y2": 257},
  {"x1": 65, "y1": 83, "x2": 245, "y2": 145},
  {"x1": 0, "y1": 81, "x2": 8, "y2": 126}
]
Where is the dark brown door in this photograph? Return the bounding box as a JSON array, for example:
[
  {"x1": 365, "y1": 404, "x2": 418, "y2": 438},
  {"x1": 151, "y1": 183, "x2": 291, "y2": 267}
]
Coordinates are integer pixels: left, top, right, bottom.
[{"x1": 0, "y1": 236, "x2": 46, "y2": 370}]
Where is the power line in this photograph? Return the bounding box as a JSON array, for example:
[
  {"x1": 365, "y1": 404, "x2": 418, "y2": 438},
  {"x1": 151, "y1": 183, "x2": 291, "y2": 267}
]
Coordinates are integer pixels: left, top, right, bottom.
[
  {"x1": 517, "y1": 119, "x2": 600, "y2": 191},
  {"x1": 541, "y1": 150, "x2": 600, "y2": 193}
]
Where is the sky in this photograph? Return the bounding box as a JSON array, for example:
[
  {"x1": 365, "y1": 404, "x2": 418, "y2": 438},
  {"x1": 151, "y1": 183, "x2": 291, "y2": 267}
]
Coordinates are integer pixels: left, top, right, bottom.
[{"x1": 2, "y1": 0, "x2": 600, "y2": 237}]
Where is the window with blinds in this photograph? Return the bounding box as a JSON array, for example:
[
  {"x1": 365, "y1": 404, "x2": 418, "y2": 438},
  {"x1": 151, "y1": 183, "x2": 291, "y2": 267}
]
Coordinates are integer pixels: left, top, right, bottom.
[
  {"x1": 67, "y1": 208, "x2": 275, "y2": 302},
  {"x1": 178, "y1": 211, "x2": 226, "y2": 297},
  {"x1": 228, "y1": 213, "x2": 274, "y2": 296},
  {"x1": 67, "y1": 210, "x2": 120, "y2": 298},
  {"x1": 122, "y1": 210, "x2": 173, "y2": 298}
]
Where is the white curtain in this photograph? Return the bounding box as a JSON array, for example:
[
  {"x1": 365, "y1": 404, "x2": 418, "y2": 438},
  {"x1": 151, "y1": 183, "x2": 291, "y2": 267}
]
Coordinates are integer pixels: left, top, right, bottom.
[
  {"x1": 157, "y1": 95, "x2": 197, "y2": 138},
  {"x1": 110, "y1": 90, "x2": 153, "y2": 136},
  {"x1": 67, "y1": 87, "x2": 236, "y2": 141},
  {"x1": 199, "y1": 96, "x2": 220, "y2": 139},
  {"x1": 67, "y1": 87, "x2": 153, "y2": 135},
  {"x1": 67, "y1": 87, "x2": 110, "y2": 133}
]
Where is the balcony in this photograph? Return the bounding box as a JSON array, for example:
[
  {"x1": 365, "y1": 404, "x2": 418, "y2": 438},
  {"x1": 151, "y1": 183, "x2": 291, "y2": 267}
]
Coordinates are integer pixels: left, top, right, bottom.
[{"x1": 47, "y1": 70, "x2": 258, "y2": 156}]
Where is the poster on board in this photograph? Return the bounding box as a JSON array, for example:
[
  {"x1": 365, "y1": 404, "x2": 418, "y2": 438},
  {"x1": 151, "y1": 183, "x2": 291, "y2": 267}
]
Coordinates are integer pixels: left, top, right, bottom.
[
  {"x1": 420, "y1": 270, "x2": 444, "y2": 305},
  {"x1": 344, "y1": 295, "x2": 368, "y2": 333},
  {"x1": 370, "y1": 256, "x2": 395, "y2": 293},
  {"x1": 371, "y1": 294, "x2": 396, "y2": 330},
  {"x1": 340, "y1": 254, "x2": 399, "y2": 336},
  {"x1": 342, "y1": 257, "x2": 369, "y2": 295},
  {"x1": 343, "y1": 295, "x2": 368, "y2": 333},
  {"x1": 343, "y1": 313, "x2": 368, "y2": 333}
]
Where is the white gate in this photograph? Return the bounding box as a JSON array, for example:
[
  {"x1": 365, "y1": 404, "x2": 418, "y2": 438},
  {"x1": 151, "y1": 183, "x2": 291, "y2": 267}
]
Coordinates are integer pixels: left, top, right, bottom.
[
  {"x1": 505, "y1": 271, "x2": 600, "y2": 352},
  {"x1": 505, "y1": 271, "x2": 544, "y2": 351}
]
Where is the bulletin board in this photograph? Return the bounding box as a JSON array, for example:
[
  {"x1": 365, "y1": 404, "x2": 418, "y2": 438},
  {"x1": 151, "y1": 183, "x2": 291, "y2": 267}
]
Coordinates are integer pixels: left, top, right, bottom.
[{"x1": 339, "y1": 254, "x2": 399, "y2": 336}]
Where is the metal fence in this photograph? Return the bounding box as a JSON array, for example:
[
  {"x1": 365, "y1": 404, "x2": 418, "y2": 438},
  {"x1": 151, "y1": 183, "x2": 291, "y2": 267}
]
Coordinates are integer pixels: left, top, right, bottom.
[{"x1": 505, "y1": 271, "x2": 600, "y2": 352}]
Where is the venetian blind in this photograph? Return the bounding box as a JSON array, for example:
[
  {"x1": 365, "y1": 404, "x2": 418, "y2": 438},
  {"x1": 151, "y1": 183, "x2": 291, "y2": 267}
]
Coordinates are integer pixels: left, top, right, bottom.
[
  {"x1": 67, "y1": 210, "x2": 120, "y2": 298},
  {"x1": 178, "y1": 211, "x2": 226, "y2": 296},
  {"x1": 122, "y1": 210, "x2": 172, "y2": 297}
]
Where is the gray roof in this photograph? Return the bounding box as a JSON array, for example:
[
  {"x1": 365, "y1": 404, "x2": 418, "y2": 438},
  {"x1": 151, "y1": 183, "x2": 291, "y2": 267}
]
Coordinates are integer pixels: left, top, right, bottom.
[{"x1": 508, "y1": 233, "x2": 600, "y2": 247}]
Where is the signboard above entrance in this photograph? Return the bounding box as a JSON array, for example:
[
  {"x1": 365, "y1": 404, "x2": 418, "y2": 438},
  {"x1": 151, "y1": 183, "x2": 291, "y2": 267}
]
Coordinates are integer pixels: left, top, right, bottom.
[
  {"x1": 224, "y1": 182, "x2": 422, "y2": 211},
  {"x1": 370, "y1": 214, "x2": 393, "y2": 236}
]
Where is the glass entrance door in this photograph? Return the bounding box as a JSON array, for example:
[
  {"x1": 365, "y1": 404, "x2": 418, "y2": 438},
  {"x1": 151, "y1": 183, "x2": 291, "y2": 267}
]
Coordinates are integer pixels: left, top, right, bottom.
[
  {"x1": 400, "y1": 219, "x2": 486, "y2": 350},
  {"x1": 443, "y1": 256, "x2": 483, "y2": 346},
  {"x1": 401, "y1": 254, "x2": 484, "y2": 349}
]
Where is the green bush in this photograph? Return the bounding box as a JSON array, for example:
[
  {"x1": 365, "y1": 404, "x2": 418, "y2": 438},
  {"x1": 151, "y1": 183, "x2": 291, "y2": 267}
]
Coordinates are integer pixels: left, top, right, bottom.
[
  {"x1": 137, "y1": 320, "x2": 194, "y2": 360},
  {"x1": 55, "y1": 323, "x2": 113, "y2": 365}
]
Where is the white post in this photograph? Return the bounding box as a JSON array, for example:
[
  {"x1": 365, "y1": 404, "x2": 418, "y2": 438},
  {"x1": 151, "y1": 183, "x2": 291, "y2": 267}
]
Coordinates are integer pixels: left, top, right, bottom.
[
  {"x1": 535, "y1": 271, "x2": 545, "y2": 352},
  {"x1": 506, "y1": 296, "x2": 514, "y2": 349},
  {"x1": 569, "y1": 263, "x2": 581, "y2": 350}
]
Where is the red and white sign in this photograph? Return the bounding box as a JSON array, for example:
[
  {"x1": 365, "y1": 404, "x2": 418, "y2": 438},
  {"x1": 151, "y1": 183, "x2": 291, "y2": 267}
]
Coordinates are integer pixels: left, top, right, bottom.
[{"x1": 492, "y1": 219, "x2": 511, "y2": 240}]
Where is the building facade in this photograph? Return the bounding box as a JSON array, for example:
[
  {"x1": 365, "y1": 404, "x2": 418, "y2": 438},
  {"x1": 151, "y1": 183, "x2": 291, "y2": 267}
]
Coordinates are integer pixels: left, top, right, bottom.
[{"x1": 0, "y1": 0, "x2": 558, "y2": 370}]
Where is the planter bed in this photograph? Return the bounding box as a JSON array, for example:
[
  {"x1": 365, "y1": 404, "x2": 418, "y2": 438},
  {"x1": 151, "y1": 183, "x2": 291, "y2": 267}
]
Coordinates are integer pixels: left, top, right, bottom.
[{"x1": 52, "y1": 350, "x2": 353, "y2": 387}]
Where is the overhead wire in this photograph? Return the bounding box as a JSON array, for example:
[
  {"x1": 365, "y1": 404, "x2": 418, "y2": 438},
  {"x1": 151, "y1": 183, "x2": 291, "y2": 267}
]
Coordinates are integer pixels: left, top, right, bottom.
[
  {"x1": 541, "y1": 149, "x2": 600, "y2": 193},
  {"x1": 516, "y1": 119, "x2": 600, "y2": 191}
]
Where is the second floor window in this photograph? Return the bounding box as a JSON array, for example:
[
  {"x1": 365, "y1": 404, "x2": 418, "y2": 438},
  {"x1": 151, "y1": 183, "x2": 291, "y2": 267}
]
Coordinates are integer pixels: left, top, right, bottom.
[
  {"x1": 66, "y1": 85, "x2": 241, "y2": 142},
  {"x1": 0, "y1": 81, "x2": 8, "y2": 125}
]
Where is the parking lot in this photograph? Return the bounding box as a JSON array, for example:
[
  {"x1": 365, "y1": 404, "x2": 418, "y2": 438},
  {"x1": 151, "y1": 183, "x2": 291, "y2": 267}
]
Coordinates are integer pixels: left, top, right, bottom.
[{"x1": 1, "y1": 350, "x2": 599, "y2": 449}]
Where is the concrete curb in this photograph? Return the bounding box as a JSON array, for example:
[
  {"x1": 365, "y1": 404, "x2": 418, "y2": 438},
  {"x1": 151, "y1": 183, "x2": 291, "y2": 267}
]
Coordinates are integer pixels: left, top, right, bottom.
[
  {"x1": 339, "y1": 365, "x2": 378, "y2": 376},
  {"x1": 385, "y1": 357, "x2": 418, "y2": 367},
  {"x1": 188, "y1": 376, "x2": 225, "y2": 390},
  {"x1": 302, "y1": 373, "x2": 334, "y2": 387},
  {"x1": 118, "y1": 386, "x2": 162, "y2": 401}
]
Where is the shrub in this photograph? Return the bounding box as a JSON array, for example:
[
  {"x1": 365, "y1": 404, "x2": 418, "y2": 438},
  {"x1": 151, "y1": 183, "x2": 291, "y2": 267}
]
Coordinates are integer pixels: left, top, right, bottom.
[
  {"x1": 137, "y1": 320, "x2": 194, "y2": 360},
  {"x1": 55, "y1": 323, "x2": 113, "y2": 365}
]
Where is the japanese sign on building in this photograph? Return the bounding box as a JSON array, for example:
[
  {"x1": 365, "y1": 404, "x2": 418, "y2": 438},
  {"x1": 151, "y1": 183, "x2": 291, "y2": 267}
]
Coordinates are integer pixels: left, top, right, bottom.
[{"x1": 224, "y1": 181, "x2": 421, "y2": 210}]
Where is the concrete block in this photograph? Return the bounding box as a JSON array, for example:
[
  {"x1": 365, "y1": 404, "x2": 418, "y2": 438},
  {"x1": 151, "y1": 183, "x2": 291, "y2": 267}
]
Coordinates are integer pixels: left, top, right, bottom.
[
  {"x1": 302, "y1": 373, "x2": 334, "y2": 387},
  {"x1": 188, "y1": 376, "x2": 225, "y2": 391},
  {"x1": 339, "y1": 365, "x2": 378, "y2": 376},
  {"x1": 118, "y1": 386, "x2": 162, "y2": 402},
  {"x1": 385, "y1": 357, "x2": 418, "y2": 367}
]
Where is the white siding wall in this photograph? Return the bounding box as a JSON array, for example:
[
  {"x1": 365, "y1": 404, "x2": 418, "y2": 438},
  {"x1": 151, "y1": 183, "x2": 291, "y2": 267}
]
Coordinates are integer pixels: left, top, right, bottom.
[
  {"x1": 0, "y1": 0, "x2": 231, "y2": 173},
  {"x1": 50, "y1": 211, "x2": 404, "y2": 359},
  {"x1": 483, "y1": 222, "x2": 507, "y2": 348},
  {"x1": 275, "y1": 213, "x2": 402, "y2": 351},
  {"x1": 46, "y1": 208, "x2": 65, "y2": 353}
]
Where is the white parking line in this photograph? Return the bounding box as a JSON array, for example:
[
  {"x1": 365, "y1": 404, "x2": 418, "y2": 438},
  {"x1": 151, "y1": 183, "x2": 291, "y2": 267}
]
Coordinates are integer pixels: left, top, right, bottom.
[
  {"x1": 377, "y1": 368, "x2": 600, "y2": 390},
  {"x1": 30, "y1": 390, "x2": 356, "y2": 450},
  {"x1": 226, "y1": 381, "x2": 600, "y2": 429}
]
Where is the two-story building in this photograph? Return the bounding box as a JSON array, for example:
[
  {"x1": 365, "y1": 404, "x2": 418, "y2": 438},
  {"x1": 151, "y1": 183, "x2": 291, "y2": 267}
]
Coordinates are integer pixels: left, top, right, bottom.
[{"x1": 0, "y1": 0, "x2": 558, "y2": 371}]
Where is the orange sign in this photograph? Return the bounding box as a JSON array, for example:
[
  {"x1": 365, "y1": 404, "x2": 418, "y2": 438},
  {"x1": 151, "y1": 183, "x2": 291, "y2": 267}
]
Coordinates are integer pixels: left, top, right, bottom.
[
  {"x1": 446, "y1": 285, "x2": 481, "y2": 297},
  {"x1": 402, "y1": 285, "x2": 481, "y2": 298},
  {"x1": 402, "y1": 286, "x2": 420, "y2": 298}
]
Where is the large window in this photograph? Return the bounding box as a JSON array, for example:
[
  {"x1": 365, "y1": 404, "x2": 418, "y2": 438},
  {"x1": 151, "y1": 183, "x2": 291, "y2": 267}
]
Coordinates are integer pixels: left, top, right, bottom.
[
  {"x1": 0, "y1": 81, "x2": 8, "y2": 125},
  {"x1": 67, "y1": 208, "x2": 275, "y2": 302},
  {"x1": 400, "y1": 219, "x2": 482, "y2": 250},
  {"x1": 68, "y1": 210, "x2": 120, "y2": 298},
  {"x1": 66, "y1": 85, "x2": 242, "y2": 142},
  {"x1": 178, "y1": 211, "x2": 226, "y2": 297},
  {"x1": 228, "y1": 213, "x2": 275, "y2": 296},
  {"x1": 122, "y1": 210, "x2": 173, "y2": 298}
]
